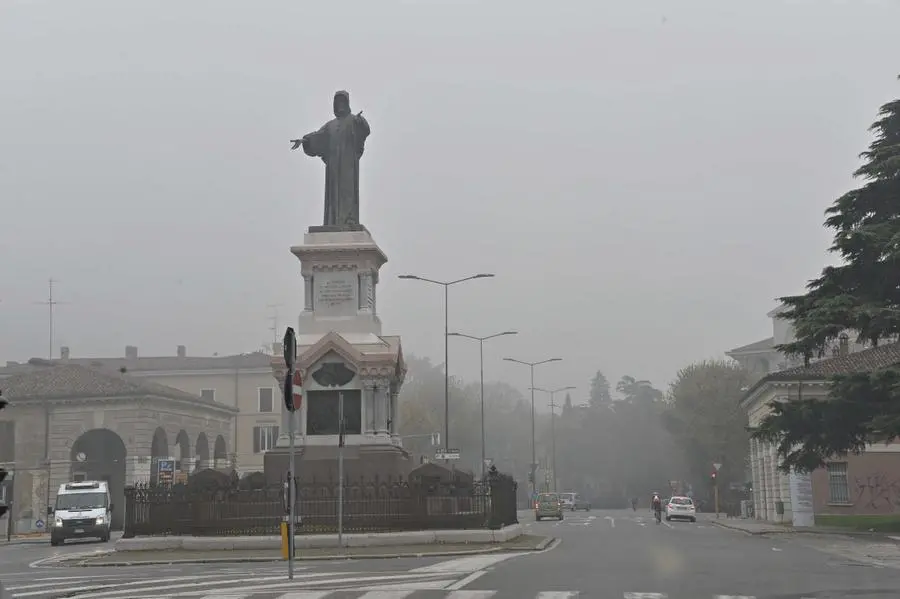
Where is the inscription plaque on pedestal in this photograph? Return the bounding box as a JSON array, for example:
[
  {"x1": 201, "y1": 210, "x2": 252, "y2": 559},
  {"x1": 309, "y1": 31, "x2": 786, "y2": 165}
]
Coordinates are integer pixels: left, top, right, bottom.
[{"x1": 316, "y1": 278, "x2": 355, "y2": 309}]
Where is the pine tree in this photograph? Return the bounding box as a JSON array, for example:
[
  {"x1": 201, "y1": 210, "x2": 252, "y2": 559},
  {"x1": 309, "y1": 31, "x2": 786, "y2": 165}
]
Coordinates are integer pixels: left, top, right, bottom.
[
  {"x1": 755, "y1": 76, "x2": 900, "y2": 471},
  {"x1": 563, "y1": 391, "x2": 573, "y2": 413},
  {"x1": 778, "y1": 76, "x2": 900, "y2": 360},
  {"x1": 589, "y1": 370, "x2": 612, "y2": 406}
]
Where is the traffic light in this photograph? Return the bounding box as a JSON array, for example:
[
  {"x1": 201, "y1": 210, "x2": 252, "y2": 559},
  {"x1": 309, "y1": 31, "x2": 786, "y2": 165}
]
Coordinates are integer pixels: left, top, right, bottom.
[
  {"x1": 0, "y1": 390, "x2": 8, "y2": 519},
  {"x1": 711, "y1": 471, "x2": 718, "y2": 483}
]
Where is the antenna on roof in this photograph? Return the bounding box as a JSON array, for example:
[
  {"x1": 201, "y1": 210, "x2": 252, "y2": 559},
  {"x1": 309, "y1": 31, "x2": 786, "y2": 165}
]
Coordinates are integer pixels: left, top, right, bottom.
[
  {"x1": 33, "y1": 278, "x2": 70, "y2": 361},
  {"x1": 267, "y1": 303, "x2": 284, "y2": 345}
]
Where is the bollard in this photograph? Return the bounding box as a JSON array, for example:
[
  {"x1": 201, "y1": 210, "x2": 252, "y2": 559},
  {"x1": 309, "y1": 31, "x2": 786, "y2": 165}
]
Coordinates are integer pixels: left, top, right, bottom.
[{"x1": 280, "y1": 519, "x2": 289, "y2": 560}]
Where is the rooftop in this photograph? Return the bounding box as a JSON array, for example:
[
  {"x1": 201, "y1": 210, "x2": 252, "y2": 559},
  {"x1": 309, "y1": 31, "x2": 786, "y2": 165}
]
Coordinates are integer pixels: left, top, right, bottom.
[
  {"x1": 726, "y1": 337, "x2": 775, "y2": 355},
  {"x1": 0, "y1": 362, "x2": 228, "y2": 406},
  {"x1": 741, "y1": 341, "x2": 900, "y2": 405},
  {"x1": 1, "y1": 349, "x2": 273, "y2": 377}
]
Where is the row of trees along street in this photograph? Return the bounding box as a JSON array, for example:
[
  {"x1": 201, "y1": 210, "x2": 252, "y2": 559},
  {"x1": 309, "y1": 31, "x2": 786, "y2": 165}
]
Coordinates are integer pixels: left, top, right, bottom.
[
  {"x1": 396, "y1": 353, "x2": 755, "y2": 508},
  {"x1": 754, "y1": 75, "x2": 900, "y2": 472}
]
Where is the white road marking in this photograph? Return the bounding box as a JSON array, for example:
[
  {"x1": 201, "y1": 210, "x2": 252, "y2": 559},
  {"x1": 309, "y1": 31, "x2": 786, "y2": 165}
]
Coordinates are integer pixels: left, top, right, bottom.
[
  {"x1": 355, "y1": 590, "x2": 418, "y2": 598},
  {"x1": 536, "y1": 592, "x2": 579, "y2": 598},
  {"x1": 624, "y1": 593, "x2": 668, "y2": 599},
  {"x1": 714, "y1": 596, "x2": 756, "y2": 598},
  {"x1": 772, "y1": 547, "x2": 783, "y2": 551},
  {"x1": 271, "y1": 592, "x2": 334, "y2": 599},
  {"x1": 356, "y1": 579, "x2": 457, "y2": 591},
  {"x1": 588, "y1": 515, "x2": 597, "y2": 520},
  {"x1": 410, "y1": 552, "x2": 522, "y2": 574},
  {"x1": 605, "y1": 516, "x2": 615, "y2": 528},
  {"x1": 48, "y1": 572, "x2": 351, "y2": 599},
  {"x1": 446, "y1": 570, "x2": 489, "y2": 590},
  {"x1": 662, "y1": 521, "x2": 674, "y2": 529},
  {"x1": 446, "y1": 591, "x2": 498, "y2": 598}
]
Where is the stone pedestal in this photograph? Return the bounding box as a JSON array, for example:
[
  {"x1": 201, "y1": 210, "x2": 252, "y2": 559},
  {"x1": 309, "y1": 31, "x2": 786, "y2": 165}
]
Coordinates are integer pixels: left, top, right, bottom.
[{"x1": 264, "y1": 226, "x2": 411, "y2": 485}]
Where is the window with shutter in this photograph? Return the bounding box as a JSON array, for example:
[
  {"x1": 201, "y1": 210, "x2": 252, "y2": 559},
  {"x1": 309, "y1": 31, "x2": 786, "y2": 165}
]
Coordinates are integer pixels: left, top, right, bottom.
[{"x1": 252, "y1": 426, "x2": 260, "y2": 453}]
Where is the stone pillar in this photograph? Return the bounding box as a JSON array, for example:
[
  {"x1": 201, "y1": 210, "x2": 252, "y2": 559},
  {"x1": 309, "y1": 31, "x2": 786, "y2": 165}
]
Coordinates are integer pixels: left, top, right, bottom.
[
  {"x1": 765, "y1": 443, "x2": 778, "y2": 522},
  {"x1": 363, "y1": 380, "x2": 376, "y2": 434},
  {"x1": 749, "y1": 439, "x2": 760, "y2": 519},
  {"x1": 390, "y1": 387, "x2": 398, "y2": 437},
  {"x1": 358, "y1": 273, "x2": 374, "y2": 312},
  {"x1": 273, "y1": 361, "x2": 295, "y2": 448},
  {"x1": 303, "y1": 275, "x2": 314, "y2": 312},
  {"x1": 779, "y1": 467, "x2": 793, "y2": 523}
]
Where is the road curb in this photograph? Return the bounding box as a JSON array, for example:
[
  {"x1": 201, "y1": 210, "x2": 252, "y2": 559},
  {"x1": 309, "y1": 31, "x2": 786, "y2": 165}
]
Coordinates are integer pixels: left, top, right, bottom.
[
  {"x1": 709, "y1": 520, "x2": 898, "y2": 540},
  {"x1": 57, "y1": 541, "x2": 552, "y2": 567},
  {"x1": 534, "y1": 537, "x2": 555, "y2": 550},
  {"x1": 709, "y1": 521, "x2": 792, "y2": 536}
]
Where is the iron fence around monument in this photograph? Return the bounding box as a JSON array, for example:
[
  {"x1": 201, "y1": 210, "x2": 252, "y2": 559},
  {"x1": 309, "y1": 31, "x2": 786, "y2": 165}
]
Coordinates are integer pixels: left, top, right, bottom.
[{"x1": 122, "y1": 471, "x2": 518, "y2": 538}]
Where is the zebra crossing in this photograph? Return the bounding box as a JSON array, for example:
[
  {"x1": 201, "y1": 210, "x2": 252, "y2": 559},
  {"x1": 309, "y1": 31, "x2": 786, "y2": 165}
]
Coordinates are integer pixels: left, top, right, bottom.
[{"x1": 1, "y1": 571, "x2": 770, "y2": 598}]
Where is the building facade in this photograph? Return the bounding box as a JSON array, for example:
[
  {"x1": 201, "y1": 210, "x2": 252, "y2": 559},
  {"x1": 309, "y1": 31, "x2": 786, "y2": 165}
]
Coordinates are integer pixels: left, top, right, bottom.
[
  {"x1": 2, "y1": 345, "x2": 281, "y2": 474},
  {"x1": 0, "y1": 362, "x2": 236, "y2": 532},
  {"x1": 742, "y1": 342, "x2": 900, "y2": 525}
]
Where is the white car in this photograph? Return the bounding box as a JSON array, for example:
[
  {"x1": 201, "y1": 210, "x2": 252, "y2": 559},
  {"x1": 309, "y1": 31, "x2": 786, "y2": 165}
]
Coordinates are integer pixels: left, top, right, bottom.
[{"x1": 665, "y1": 496, "x2": 696, "y2": 522}]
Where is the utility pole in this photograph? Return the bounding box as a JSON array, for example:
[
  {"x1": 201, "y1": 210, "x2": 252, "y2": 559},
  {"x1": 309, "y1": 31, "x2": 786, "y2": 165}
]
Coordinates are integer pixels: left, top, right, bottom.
[{"x1": 34, "y1": 279, "x2": 69, "y2": 360}]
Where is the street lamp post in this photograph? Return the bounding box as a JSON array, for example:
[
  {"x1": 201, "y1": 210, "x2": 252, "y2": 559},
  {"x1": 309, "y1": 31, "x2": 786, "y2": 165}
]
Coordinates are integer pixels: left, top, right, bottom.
[
  {"x1": 448, "y1": 331, "x2": 518, "y2": 479},
  {"x1": 398, "y1": 273, "x2": 494, "y2": 461},
  {"x1": 532, "y1": 386, "x2": 575, "y2": 492},
  {"x1": 503, "y1": 357, "x2": 562, "y2": 495}
]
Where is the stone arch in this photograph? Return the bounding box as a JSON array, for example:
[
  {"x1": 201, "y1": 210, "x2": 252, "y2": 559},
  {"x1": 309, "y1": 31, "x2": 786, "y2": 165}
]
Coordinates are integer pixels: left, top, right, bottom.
[
  {"x1": 213, "y1": 435, "x2": 227, "y2": 470},
  {"x1": 174, "y1": 430, "x2": 191, "y2": 472},
  {"x1": 195, "y1": 433, "x2": 210, "y2": 471},
  {"x1": 150, "y1": 427, "x2": 168, "y2": 485},
  {"x1": 69, "y1": 429, "x2": 126, "y2": 530}
]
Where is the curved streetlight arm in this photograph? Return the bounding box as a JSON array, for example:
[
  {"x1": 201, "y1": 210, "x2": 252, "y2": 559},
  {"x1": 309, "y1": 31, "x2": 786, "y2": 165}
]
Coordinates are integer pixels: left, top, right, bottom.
[
  {"x1": 450, "y1": 331, "x2": 518, "y2": 342},
  {"x1": 398, "y1": 273, "x2": 495, "y2": 287},
  {"x1": 504, "y1": 357, "x2": 563, "y2": 367}
]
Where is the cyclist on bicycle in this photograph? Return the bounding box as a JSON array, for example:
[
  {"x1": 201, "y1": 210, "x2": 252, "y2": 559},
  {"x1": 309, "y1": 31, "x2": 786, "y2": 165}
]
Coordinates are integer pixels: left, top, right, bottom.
[{"x1": 651, "y1": 493, "x2": 662, "y2": 521}]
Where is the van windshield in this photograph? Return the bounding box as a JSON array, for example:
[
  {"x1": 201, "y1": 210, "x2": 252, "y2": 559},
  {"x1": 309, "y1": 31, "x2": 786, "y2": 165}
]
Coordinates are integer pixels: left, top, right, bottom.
[{"x1": 56, "y1": 492, "x2": 107, "y2": 510}]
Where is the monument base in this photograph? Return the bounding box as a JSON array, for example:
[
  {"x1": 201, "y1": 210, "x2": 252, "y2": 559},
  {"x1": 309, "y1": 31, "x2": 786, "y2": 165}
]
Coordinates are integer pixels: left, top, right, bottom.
[
  {"x1": 307, "y1": 224, "x2": 368, "y2": 233},
  {"x1": 263, "y1": 443, "x2": 413, "y2": 486}
]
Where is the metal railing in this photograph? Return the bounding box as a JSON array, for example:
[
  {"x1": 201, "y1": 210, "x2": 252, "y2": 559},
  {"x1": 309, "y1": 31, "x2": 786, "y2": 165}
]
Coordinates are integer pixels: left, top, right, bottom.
[{"x1": 123, "y1": 467, "x2": 518, "y2": 537}]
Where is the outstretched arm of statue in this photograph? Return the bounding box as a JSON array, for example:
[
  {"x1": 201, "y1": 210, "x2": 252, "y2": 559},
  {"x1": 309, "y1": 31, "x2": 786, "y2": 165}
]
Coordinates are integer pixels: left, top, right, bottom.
[{"x1": 289, "y1": 134, "x2": 310, "y2": 151}]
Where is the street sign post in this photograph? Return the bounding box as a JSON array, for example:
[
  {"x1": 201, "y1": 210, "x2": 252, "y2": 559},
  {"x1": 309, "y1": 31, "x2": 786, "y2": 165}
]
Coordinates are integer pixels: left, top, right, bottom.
[
  {"x1": 337, "y1": 391, "x2": 345, "y2": 548},
  {"x1": 157, "y1": 459, "x2": 175, "y2": 486},
  {"x1": 283, "y1": 327, "x2": 298, "y2": 580},
  {"x1": 712, "y1": 462, "x2": 722, "y2": 519}
]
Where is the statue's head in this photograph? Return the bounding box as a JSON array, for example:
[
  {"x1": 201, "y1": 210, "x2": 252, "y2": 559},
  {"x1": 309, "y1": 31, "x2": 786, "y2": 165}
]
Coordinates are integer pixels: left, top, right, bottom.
[{"x1": 333, "y1": 91, "x2": 351, "y2": 117}]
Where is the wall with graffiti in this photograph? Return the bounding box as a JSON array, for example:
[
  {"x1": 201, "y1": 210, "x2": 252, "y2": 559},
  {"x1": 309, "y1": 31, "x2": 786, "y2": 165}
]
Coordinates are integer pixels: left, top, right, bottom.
[{"x1": 811, "y1": 450, "x2": 900, "y2": 516}]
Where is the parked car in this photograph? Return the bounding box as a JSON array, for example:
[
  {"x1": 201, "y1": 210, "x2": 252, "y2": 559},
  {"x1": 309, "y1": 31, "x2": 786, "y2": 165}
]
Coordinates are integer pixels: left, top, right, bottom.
[
  {"x1": 560, "y1": 492, "x2": 591, "y2": 511},
  {"x1": 665, "y1": 496, "x2": 697, "y2": 522},
  {"x1": 534, "y1": 492, "x2": 564, "y2": 521}
]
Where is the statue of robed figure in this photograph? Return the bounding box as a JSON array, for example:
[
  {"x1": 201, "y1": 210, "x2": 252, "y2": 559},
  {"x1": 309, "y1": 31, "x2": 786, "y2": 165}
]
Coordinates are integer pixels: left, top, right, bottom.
[{"x1": 291, "y1": 91, "x2": 371, "y2": 228}]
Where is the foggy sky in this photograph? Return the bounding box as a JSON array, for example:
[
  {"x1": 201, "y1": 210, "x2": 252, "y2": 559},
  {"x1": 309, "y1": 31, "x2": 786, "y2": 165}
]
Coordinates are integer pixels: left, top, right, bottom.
[{"x1": 2, "y1": 0, "x2": 899, "y2": 403}]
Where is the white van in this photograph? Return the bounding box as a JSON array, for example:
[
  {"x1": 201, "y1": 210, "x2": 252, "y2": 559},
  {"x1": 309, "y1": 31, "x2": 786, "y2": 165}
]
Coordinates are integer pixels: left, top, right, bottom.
[{"x1": 49, "y1": 481, "x2": 113, "y2": 545}]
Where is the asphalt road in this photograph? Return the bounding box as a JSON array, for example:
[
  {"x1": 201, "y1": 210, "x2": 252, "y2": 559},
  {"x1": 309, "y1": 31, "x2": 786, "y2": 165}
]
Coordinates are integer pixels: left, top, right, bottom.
[{"x1": 3, "y1": 509, "x2": 900, "y2": 597}]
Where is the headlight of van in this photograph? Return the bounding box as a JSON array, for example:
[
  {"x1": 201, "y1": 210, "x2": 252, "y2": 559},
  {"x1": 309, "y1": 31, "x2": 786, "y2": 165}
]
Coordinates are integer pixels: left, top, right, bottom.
[
  {"x1": 95, "y1": 516, "x2": 105, "y2": 525},
  {"x1": 54, "y1": 518, "x2": 63, "y2": 527}
]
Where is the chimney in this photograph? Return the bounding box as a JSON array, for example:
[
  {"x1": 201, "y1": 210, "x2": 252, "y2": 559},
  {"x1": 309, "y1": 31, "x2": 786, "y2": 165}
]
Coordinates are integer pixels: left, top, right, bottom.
[
  {"x1": 60, "y1": 346, "x2": 70, "y2": 361},
  {"x1": 125, "y1": 345, "x2": 138, "y2": 360},
  {"x1": 839, "y1": 333, "x2": 850, "y2": 356},
  {"x1": 177, "y1": 345, "x2": 186, "y2": 358}
]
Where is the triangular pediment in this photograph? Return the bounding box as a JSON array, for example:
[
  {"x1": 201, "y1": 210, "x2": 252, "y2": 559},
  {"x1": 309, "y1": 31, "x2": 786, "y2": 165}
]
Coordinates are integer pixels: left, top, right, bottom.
[{"x1": 298, "y1": 331, "x2": 364, "y2": 373}]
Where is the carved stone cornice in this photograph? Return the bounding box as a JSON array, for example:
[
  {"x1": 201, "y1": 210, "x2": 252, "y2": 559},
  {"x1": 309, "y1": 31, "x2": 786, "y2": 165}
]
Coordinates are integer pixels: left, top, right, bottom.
[
  {"x1": 360, "y1": 376, "x2": 392, "y2": 389},
  {"x1": 311, "y1": 263, "x2": 359, "y2": 272}
]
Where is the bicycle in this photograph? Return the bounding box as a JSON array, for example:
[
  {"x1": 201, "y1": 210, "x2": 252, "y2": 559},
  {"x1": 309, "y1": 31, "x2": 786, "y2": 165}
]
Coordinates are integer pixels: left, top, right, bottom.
[{"x1": 654, "y1": 506, "x2": 662, "y2": 524}]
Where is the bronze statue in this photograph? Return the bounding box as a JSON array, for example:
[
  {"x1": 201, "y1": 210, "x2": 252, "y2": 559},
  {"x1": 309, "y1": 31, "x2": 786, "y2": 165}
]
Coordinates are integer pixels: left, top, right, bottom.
[{"x1": 291, "y1": 91, "x2": 370, "y2": 229}]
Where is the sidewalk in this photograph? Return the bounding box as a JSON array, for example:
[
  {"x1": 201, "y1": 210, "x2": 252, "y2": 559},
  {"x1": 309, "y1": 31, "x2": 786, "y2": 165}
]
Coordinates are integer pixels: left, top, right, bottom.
[
  {"x1": 58, "y1": 534, "x2": 553, "y2": 566},
  {"x1": 116, "y1": 523, "x2": 524, "y2": 552},
  {"x1": 701, "y1": 514, "x2": 900, "y2": 539},
  {"x1": 0, "y1": 533, "x2": 49, "y2": 545}
]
